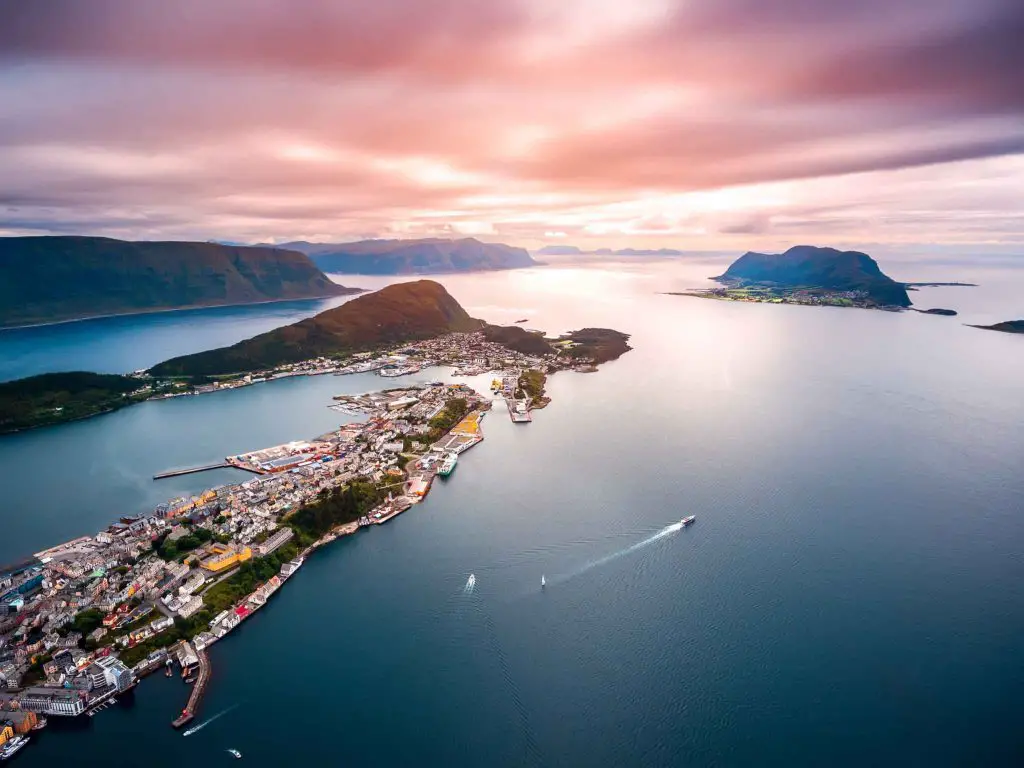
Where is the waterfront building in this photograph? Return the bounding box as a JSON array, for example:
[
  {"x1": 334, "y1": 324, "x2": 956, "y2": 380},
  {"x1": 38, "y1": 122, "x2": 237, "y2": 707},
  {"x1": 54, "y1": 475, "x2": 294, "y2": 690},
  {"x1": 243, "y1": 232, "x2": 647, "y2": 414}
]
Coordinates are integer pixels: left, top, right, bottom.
[
  {"x1": 18, "y1": 686, "x2": 87, "y2": 716},
  {"x1": 90, "y1": 656, "x2": 135, "y2": 692},
  {"x1": 0, "y1": 721, "x2": 13, "y2": 747}
]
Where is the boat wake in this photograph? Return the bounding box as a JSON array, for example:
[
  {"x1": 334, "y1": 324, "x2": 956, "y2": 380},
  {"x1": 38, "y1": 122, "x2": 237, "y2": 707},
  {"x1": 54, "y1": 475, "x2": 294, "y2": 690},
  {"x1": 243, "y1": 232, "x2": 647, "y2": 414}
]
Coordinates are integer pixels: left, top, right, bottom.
[
  {"x1": 556, "y1": 521, "x2": 684, "y2": 584},
  {"x1": 463, "y1": 573, "x2": 476, "y2": 594},
  {"x1": 182, "y1": 704, "x2": 238, "y2": 736}
]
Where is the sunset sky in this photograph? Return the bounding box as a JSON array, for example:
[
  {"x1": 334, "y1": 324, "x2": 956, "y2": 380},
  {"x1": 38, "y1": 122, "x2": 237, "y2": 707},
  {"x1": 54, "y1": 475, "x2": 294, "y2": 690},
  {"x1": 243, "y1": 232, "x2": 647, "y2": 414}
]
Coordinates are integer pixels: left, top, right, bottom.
[{"x1": 1, "y1": 0, "x2": 1022, "y2": 252}]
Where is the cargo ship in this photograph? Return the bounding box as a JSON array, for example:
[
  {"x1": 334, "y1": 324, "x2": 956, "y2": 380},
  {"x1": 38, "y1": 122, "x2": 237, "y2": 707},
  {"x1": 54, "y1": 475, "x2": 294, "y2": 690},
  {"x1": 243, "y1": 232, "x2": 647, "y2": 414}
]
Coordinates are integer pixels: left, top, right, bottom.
[{"x1": 437, "y1": 453, "x2": 458, "y2": 477}]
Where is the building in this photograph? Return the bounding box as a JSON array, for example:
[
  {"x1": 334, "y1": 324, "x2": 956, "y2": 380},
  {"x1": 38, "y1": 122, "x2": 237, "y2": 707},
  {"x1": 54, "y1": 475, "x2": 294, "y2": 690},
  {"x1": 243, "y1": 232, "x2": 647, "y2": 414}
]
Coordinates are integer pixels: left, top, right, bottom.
[
  {"x1": 255, "y1": 527, "x2": 293, "y2": 557},
  {"x1": 177, "y1": 595, "x2": 203, "y2": 619},
  {"x1": 0, "y1": 721, "x2": 13, "y2": 747},
  {"x1": 200, "y1": 544, "x2": 252, "y2": 573},
  {"x1": 89, "y1": 656, "x2": 135, "y2": 693},
  {"x1": 18, "y1": 686, "x2": 87, "y2": 716}
]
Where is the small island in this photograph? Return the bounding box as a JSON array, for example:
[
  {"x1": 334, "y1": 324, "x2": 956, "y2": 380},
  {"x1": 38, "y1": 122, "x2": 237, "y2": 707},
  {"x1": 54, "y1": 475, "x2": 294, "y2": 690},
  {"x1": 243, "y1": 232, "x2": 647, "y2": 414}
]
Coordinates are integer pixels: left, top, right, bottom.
[
  {"x1": 969, "y1": 320, "x2": 1024, "y2": 334},
  {"x1": 914, "y1": 308, "x2": 958, "y2": 316},
  {"x1": 668, "y1": 245, "x2": 912, "y2": 309}
]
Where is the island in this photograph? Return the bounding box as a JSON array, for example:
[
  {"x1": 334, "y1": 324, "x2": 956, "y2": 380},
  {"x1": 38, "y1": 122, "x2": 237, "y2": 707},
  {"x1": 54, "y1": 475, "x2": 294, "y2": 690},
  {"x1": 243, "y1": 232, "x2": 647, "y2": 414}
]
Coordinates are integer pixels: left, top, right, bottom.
[
  {"x1": 0, "y1": 285, "x2": 630, "y2": 750},
  {"x1": 913, "y1": 308, "x2": 958, "y2": 316},
  {"x1": 0, "y1": 236, "x2": 360, "y2": 328},
  {"x1": 276, "y1": 237, "x2": 537, "y2": 274},
  {"x1": 1, "y1": 281, "x2": 631, "y2": 434},
  {"x1": 969, "y1": 320, "x2": 1024, "y2": 334},
  {"x1": 667, "y1": 245, "x2": 912, "y2": 309}
]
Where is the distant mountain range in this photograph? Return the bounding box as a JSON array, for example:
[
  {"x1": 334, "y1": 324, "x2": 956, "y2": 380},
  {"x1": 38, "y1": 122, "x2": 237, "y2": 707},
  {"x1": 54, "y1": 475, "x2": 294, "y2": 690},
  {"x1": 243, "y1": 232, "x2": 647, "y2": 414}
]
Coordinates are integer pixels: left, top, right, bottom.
[
  {"x1": 276, "y1": 237, "x2": 537, "y2": 274},
  {"x1": 717, "y1": 245, "x2": 911, "y2": 306},
  {"x1": 149, "y1": 280, "x2": 482, "y2": 376},
  {"x1": 536, "y1": 245, "x2": 685, "y2": 256},
  {"x1": 0, "y1": 236, "x2": 358, "y2": 328}
]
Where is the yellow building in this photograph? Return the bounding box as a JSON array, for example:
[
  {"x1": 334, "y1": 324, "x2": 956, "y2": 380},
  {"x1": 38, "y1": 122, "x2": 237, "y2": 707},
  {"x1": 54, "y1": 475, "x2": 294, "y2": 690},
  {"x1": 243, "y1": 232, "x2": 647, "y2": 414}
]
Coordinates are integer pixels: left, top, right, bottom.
[
  {"x1": 200, "y1": 544, "x2": 252, "y2": 573},
  {"x1": 0, "y1": 722, "x2": 13, "y2": 746}
]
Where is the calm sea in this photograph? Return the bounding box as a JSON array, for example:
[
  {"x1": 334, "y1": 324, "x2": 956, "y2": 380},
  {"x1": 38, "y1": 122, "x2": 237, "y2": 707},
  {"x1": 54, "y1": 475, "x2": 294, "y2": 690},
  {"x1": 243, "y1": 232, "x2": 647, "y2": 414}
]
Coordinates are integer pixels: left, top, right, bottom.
[{"x1": 2, "y1": 256, "x2": 1022, "y2": 766}]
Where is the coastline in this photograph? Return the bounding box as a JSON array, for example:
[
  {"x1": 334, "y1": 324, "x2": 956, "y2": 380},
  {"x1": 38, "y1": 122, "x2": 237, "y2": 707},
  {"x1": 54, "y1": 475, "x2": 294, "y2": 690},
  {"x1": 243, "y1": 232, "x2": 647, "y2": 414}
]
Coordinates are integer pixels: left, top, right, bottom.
[
  {"x1": 0, "y1": 289, "x2": 365, "y2": 332},
  {"x1": 0, "y1": 327, "x2": 627, "y2": 752}
]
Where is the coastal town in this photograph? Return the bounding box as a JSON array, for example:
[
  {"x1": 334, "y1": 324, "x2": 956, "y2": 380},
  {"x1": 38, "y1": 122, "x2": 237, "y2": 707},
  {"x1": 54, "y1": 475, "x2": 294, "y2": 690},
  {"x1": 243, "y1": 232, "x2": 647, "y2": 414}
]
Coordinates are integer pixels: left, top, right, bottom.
[{"x1": 0, "y1": 328, "x2": 618, "y2": 759}]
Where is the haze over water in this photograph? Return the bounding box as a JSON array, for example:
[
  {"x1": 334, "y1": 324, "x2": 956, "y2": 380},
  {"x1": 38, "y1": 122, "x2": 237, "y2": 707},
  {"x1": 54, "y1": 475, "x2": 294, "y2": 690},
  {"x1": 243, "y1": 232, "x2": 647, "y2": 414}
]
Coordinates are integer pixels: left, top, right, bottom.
[{"x1": 2, "y1": 257, "x2": 1023, "y2": 766}]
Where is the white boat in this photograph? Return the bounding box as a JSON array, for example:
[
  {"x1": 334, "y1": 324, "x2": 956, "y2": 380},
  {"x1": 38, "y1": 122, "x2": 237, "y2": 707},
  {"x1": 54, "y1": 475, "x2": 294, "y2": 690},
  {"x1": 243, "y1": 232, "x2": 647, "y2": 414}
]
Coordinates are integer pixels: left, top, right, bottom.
[
  {"x1": 681, "y1": 515, "x2": 696, "y2": 526},
  {"x1": 1, "y1": 735, "x2": 30, "y2": 760},
  {"x1": 437, "y1": 453, "x2": 458, "y2": 477},
  {"x1": 541, "y1": 575, "x2": 546, "y2": 589},
  {"x1": 227, "y1": 749, "x2": 242, "y2": 759}
]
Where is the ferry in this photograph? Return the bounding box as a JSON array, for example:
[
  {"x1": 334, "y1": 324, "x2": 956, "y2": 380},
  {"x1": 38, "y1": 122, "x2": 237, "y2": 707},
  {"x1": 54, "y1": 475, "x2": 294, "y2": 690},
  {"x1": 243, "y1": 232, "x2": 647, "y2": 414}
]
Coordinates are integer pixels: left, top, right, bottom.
[
  {"x1": 1, "y1": 735, "x2": 30, "y2": 761},
  {"x1": 437, "y1": 453, "x2": 458, "y2": 477},
  {"x1": 681, "y1": 515, "x2": 696, "y2": 527},
  {"x1": 227, "y1": 749, "x2": 243, "y2": 759}
]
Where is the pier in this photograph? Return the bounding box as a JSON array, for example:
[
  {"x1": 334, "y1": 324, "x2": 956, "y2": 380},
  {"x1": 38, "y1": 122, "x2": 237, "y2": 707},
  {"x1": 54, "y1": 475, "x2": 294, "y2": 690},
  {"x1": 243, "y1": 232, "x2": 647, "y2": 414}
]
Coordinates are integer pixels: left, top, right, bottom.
[
  {"x1": 154, "y1": 462, "x2": 229, "y2": 480},
  {"x1": 171, "y1": 646, "x2": 211, "y2": 729}
]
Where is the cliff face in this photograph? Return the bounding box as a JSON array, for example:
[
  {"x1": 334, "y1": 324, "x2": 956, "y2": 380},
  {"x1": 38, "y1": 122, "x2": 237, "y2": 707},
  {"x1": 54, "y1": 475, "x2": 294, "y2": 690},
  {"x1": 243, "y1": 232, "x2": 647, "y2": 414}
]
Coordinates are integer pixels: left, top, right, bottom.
[
  {"x1": 280, "y1": 237, "x2": 537, "y2": 274},
  {"x1": 0, "y1": 236, "x2": 357, "y2": 327},
  {"x1": 718, "y1": 245, "x2": 911, "y2": 306},
  {"x1": 150, "y1": 280, "x2": 483, "y2": 376}
]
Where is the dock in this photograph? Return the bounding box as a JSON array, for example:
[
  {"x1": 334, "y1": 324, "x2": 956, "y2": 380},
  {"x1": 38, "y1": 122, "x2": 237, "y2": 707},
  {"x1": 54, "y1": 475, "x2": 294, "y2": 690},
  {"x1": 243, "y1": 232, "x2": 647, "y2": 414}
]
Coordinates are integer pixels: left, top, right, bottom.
[
  {"x1": 171, "y1": 646, "x2": 211, "y2": 729},
  {"x1": 154, "y1": 462, "x2": 229, "y2": 480}
]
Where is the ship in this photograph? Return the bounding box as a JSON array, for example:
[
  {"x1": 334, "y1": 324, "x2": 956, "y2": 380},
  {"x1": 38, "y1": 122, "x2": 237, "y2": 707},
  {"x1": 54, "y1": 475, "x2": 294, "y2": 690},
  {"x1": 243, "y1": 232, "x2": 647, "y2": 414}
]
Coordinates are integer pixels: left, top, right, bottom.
[
  {"x1": 227, "y1": 749, "x2": 243, "y2": 759},
  {"x1": 0, "y1": 735, "x2": 30, "y2": 761},
  {"x1": 437, "y1": 453, "x2": 458, "y2": 477},
  {"x1": 30, "y1": 717, "x2": 47, "y2": 731},
  {"x1": 541, "y1": 575, "x2": 546, "y2": 589},
  {"x1": 681, "y1": 515, "x2": 696, "y2": 527}
]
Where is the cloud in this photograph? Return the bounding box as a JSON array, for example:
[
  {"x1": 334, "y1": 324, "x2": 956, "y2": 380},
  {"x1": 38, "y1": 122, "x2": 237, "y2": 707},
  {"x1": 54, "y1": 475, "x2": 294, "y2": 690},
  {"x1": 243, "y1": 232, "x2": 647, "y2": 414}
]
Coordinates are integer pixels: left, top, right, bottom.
[{"x1": 0, "y1": 0, "x2": 1021, "y2": 247}]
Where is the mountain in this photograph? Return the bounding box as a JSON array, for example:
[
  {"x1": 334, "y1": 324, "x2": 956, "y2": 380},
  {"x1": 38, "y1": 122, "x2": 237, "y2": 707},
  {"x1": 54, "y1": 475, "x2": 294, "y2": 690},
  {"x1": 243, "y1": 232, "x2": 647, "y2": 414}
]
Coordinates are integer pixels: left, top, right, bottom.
[
  {"x1": 716, "y1": 245, "x2": 911, "y2": 306},
  {"x1": 150, "y1": 280, "x2": 483, "y2": 376},
  {"x1": 536, "y1": 245, "x2": 582, "y2": 256},
  {"x1": 0, "y1": 236, "x2": 359, "y2": 327},
  {"x1": 277, "y1": 237, "x2": 537, "y2": 274},
  {"x1": 971, "y1": 320, "x2": 1024, "y2": 334}
]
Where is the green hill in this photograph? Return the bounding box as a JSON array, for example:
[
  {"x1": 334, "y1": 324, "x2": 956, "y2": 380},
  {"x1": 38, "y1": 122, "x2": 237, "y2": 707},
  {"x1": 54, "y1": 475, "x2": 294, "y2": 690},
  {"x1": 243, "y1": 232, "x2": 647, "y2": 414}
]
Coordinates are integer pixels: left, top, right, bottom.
[
  {"x1": 0, "y1": 371, "x2": 145, "y2": 433},
  {"x1": 150, "y1": 280, "x2": 483, "y2": 376},
  {"x1": 0, "y1": 236, "x2": 358, "y2": 327},
  {"x1": 717, "y1": 245, "x2": 911, "y2": 307},
  {"x1": 280, "y1": 237, "x2": 537, "y2": 274}
]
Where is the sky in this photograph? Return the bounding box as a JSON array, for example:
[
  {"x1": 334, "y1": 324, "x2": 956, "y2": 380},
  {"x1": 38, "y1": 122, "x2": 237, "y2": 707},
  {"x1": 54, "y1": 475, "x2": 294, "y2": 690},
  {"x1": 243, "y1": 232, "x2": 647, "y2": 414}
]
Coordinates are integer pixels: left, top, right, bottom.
[{"x1": 1, "y1": 0, "x2": 1022, "y2": 252}]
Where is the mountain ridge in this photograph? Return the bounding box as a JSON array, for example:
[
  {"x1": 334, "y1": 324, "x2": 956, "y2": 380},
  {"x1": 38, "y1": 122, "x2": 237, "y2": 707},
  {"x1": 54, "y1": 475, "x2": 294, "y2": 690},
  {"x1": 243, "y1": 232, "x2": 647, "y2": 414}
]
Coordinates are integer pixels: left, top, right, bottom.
[
  {"x1": 0, "y1": 236, "x2": 358, "y2": 327},
  {"x1": 149, "y1": 280, "x2": 483, "y2": 376},
  {"x1": 276, "y1": 237, "x2": 536, "y2": 274}
]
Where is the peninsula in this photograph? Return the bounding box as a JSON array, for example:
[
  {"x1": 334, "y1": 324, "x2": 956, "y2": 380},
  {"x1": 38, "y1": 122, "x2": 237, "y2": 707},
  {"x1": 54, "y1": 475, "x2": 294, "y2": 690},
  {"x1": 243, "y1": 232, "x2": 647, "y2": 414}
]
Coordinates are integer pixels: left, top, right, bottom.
[
  {"x1": 0, "y1": 294, "x2": 629, "y2": 750},
  {"x1": 276, "y1": 237, "x2": 537, "y2": 274},
  {"x1": 0, "y1": 236, "x2": 359, "y2": 328},
  {"x1": 969, "y1": 320, "x2": 1024, "y2": 334},
  {"x1": 668, "y1": 245, "x2": 911, "y2": 309},
  {"x1": 0, "y1": 281, "x2": 630, "y2": 434}
]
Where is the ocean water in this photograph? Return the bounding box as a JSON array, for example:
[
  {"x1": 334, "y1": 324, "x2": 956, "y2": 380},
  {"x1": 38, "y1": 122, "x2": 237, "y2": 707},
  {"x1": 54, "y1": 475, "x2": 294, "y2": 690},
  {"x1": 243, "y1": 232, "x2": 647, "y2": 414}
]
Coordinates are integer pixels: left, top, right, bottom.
[{"x1": 2, "y1": 256, "x2": 1023, "y2": 766}]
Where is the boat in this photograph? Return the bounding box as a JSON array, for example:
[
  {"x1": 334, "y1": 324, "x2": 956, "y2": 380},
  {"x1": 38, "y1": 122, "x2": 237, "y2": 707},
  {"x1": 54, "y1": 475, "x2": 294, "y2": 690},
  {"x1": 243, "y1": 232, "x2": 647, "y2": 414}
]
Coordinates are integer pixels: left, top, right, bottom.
[
  {"x1": 30, "y1": 717, "x2": 47, "y2": 731},
  {"x1": 437, "y1": 453, "x2": 458, "y2": 477},
  {"x1": 1, "y1": 735, "x2": 30, "y2": 761},
  {"x1": 681, "y1": 515, "x2": 696, "y2": 527},
  {"x1": 227, "y1": 749, "x2": 242, "y2": 759},
  {"x1": 541, "y1": 575, "x2": 546, "y2": 589}
]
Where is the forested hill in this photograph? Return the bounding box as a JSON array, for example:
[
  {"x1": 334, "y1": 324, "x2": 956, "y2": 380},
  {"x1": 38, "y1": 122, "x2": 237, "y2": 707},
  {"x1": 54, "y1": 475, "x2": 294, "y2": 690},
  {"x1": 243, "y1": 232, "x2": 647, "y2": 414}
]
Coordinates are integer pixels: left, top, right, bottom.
[
  {"x1": 279, "y1": 237, "x2": 537, "y2": 274},
  {"x1": 0, "y1": 236, "x2": 359, "y2": 327},
  {"x1": 149, "y1": 280, "x2": 483, "y2": 376},
  {"x1": 717, "y1": 245, "x2": 911, "y2": 307}
]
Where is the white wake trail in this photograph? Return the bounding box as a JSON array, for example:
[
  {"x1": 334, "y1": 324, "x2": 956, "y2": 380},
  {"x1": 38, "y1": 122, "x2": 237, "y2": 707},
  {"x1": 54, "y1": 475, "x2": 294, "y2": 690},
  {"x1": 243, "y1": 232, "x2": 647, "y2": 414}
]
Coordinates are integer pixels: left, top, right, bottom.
[{"x1": 559, "y1": 522, "x2": 684, "y2": 583}]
